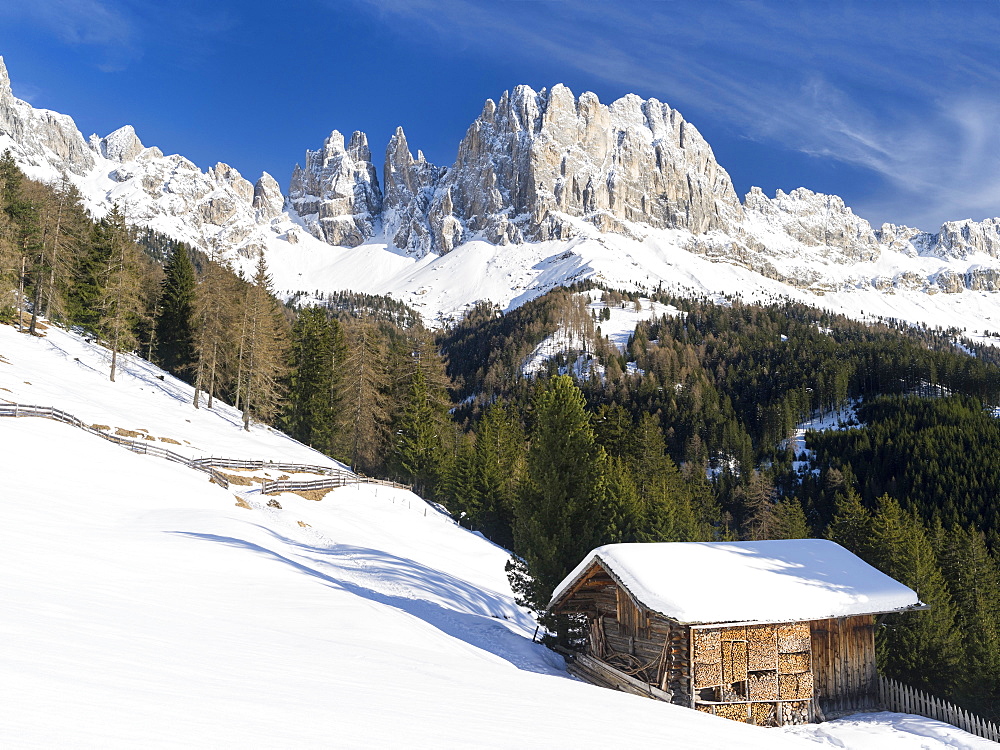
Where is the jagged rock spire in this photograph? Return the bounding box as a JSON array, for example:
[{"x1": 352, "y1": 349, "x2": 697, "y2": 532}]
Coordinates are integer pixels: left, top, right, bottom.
[{"x1": 288, "y1": 129, "x2": 382, "y2": 247}]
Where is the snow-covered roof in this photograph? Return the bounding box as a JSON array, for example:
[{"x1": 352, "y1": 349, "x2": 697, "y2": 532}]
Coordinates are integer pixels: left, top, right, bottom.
[{"x1": 549, "y1": 540, "x2": 924, "y2": 625}]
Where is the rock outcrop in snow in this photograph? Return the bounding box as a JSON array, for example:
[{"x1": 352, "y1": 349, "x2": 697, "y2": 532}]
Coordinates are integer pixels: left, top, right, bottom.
[{"x1": 288, "y1": 130, "x2": 382, "y2": 248}]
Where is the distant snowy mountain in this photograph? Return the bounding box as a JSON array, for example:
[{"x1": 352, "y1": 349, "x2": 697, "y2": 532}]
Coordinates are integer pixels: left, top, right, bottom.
[{"x1": 4, "y1": 54, "x2": 1000, "y2": 339}]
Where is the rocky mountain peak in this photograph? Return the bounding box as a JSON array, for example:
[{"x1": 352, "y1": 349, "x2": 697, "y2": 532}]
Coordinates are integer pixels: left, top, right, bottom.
[
  {"x1": 91, "y1": 125, "x2": 145, "y2": 163},
  {"x1": 741, "y1": 186, "x2": 880, "y2": 263},
  {"x1": 382, "y1": 126, "x2": 448, "y2": 255},
  {"x1": 423, "y1": 83, "x2": 744, "y2": 252},
  {"x1": 253, "y1": 172, "x2": 284, "y2": 220},
  {"x1": 0, "y1": 56, "x2": 94, "y2": 176},
  {"x1": 288, "y1": 129, "x2": 382, "y2": 248}
]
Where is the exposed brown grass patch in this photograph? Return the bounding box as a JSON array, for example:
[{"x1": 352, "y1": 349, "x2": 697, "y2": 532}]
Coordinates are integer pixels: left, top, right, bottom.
[
  {"x1": 218, "y1": 471, "x2": 255, "y2": 487},
  {"x1": 234, "y1": 496, "x2": 252, "y2": 509},
  {"x1": 266, "y1": 498, "x2": 282, "y2": 509},
  {"x1": 158, "y1": 436, "x2": 181, "y2": 445},
  {"x1": 277, "y1": 474, "x2": 290, "y2": 481},
  {"x1": 114, "y1": 428, "x2": 142, "y2": 438},
  {"x1": 90, "y1": 424, "x2": 110, "y2": 431},
  {"x1": 144, "y1": 434, "x2": 156, "y2": 441},
  {"x1": 294, "y1": 488, "x2": 333, "y2": 502},
  {"x1": 10, "y1": 312, "x2": 48, "y2": 333},
  {"x1": 297, "y1": 520, "x2": 311, "y2": 528}
]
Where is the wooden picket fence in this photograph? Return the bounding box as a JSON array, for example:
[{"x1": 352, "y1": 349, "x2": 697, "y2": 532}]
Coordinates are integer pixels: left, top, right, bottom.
[
  {"x1": 0, "y1": 402, "x2": 408, "y2": 493},
  {"x1": 877, "y1": 676, "x2": 1000, "y2": 742}
]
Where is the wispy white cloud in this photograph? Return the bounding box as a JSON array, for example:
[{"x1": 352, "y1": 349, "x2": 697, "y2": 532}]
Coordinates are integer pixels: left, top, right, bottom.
[
  {"x1": 0, "y1": 0, "x2": 236, "y2": 73},
  {"x1": 346, "y1": 0, "x2": 1000, "y2": 228},
  {"x1": 0, "y1": 0, "x2": 140, "y2": 70}
]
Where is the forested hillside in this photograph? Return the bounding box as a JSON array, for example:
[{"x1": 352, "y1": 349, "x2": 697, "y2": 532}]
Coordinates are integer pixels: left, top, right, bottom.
[{"x1": 2, "y1": 148, "x2": 999, "y2": 721}]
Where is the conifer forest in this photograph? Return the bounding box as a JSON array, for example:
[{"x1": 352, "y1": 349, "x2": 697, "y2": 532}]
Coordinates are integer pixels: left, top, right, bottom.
[{"x1": 3, "y1": 152, "x2": 999, "y2": 720}]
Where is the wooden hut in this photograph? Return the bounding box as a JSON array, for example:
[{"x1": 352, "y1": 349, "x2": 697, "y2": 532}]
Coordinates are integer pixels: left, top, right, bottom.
[{"x1": 547, "y1": 539, "x2": 925, "y2": 726}]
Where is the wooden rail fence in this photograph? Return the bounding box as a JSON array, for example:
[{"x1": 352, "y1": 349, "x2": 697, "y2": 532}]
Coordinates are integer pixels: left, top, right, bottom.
[
  {"x1": 877, "y1": 676, "x2": 999, "y2": 742},
  {"x1": 260, "y1": 475, "x2": 410, "y2": 495},
  {"x1": 0, "y1": 402, "x2": 407, "y2": 494}
]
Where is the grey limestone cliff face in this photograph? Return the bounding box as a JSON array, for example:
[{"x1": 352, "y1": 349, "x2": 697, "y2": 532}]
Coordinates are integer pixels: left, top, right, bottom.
[
  {"x1": 877, "y1": 219, "x2": 1000, "y2": 261},
  {"x1": 425, "y1": 84, "x2": 743, "y2": 254},
  {"x1": 381, "y1": 126, "x2": 451, "y2": 254},
  {"x1": 934, "y1": 218, "x2": 1000, "y2": 259},
  {"x1": 91, "y1": 125, "x2": 145, "y2": 163},
  {"x1": 0, "y1": 56, "x2": 95, "y2": 175},
  {"x1": 253, "y1": 172, "x2": 284, "y2": 221},
  {"x1": 288, "y1": 130, "x2": 382, "y2": 248},
  {"x1": 291, "y1": 84, "x2": 748, "y2": 256}
]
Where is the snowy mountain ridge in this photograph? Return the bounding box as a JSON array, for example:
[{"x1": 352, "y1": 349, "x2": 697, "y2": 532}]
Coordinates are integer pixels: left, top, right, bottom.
[{"x1": 4, "y1": 55, "x2": 1000, "y2": 336}]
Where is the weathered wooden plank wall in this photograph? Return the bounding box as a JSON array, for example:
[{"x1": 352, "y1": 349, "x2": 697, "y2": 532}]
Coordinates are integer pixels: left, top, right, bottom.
[{"x1": 810, "y1": 615, "x2": 878, "y2": 717}]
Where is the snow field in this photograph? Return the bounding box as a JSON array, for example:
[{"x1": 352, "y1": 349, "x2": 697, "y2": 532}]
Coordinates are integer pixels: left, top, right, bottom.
[{"x1": 0, "y1": 322, "x2": 345, "y2": 466}]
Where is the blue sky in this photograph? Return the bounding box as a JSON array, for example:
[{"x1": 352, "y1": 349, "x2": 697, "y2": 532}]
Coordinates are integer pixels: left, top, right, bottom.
[{"x1": 0, "y1": 0, "x2": 997, "y2": 230}]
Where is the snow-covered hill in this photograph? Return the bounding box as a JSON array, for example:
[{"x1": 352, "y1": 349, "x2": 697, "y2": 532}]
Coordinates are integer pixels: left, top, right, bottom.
[{"x1": 1, "y1": 322, "x2": 996, "y2": 748}]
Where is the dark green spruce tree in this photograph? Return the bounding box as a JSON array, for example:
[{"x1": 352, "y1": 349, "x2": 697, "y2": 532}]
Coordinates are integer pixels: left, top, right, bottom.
[
  {"x1": 509, "y1": 375, "x2": 610, "y2": 610},
  {"x1": 469, "y1": 401, "x2": 525, "y2": 548},
  {"x1": 285, "y1": 306, "x2": 347, "y2": 453},
  {"x1": 935, "y1": 522, "x2": 1000, "y2": 717},
  {"x1": 864, "y1": 496, "x2": 962, "y2": 693},
  {"x1": 153, "y1": 243, "x2": 197, "y2": 378},
  {"x1": 393, "y1": 369, "x2": 447, "y2": 497}
]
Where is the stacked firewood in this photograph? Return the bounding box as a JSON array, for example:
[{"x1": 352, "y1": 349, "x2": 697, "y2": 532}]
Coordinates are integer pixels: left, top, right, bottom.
[
  {"x1": 692, "y1": 620, "x2": 815, "y2": 726},
  {"x1": 781, "y1": 701, "x2": 810, "y2": 724}
]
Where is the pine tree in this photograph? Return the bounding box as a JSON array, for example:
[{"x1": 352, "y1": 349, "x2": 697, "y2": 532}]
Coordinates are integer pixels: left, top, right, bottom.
[
  {"x1": 737, "y1": 470, "x2": 778, "y2": 540},
  {"x1": 0, "y1": 149, "x2": 40, "y2": 328},
  {"x1": 866, "y1": 496, "x2": 962, "y2": 693},
  {"x1": 936, "y1": 523, "x2": 1000, "y2": 715},
  {"x1": 602, "y1": 456, "x2": 642, "y2": 543},
  {"x1": 338, "y1": 319, "x2": 390, "y2": 471},
  {"x1": 153, "y1": 243, "x2": 197, "y2": 377},
  {"x1": 512, "y1": 375, "x2": 610, "y2": 608},
  {"x1": 66, "y1": 218, "x2": 114, "y2": 331},
  {"x1": 192, "y1": 246, "x2": 238, "y2": 410},
  {"x1": 237, "y1": 251, "x2": 288, "y2": 430},
  {"x1": 470, "y1": 401, "x2": 525, "y2": 548},
  {"x1": 285, "y1": 305, "x2": 346, "y2": 453},
  {"x1": 96, "y1": 206, "x2": 146, "y2": 382},
  {"x1": 825, "y1": 488, "x2": 874, "y2": 559},
  {"x1": 631, "y1": 413, "x2": 703, "y2": 542},
  {"x1": 393, "y1": 369, "x2": 446, "y2": 496},
  {"x1": 438, "y1": 428, "x2": 479, "y2": 520},
  {"x1": 769, "y1": 498, "x2": 811, "y2": 539}
]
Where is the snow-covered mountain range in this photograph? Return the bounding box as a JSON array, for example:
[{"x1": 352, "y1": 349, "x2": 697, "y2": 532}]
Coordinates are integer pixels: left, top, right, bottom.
[{"x1": 4, "y1": 55, "x2": 1000, "y2": 334}]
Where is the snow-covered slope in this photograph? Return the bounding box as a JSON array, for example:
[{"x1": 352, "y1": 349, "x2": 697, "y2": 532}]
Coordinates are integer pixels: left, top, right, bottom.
[{"x1": 2, "y1": 322, "x2": 997, "y2": 749}]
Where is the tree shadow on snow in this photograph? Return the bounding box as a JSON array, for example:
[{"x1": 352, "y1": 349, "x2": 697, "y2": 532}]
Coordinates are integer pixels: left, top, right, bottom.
[{"x1": 168, "y1": 527, "x2": 567, "y2": 677}]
